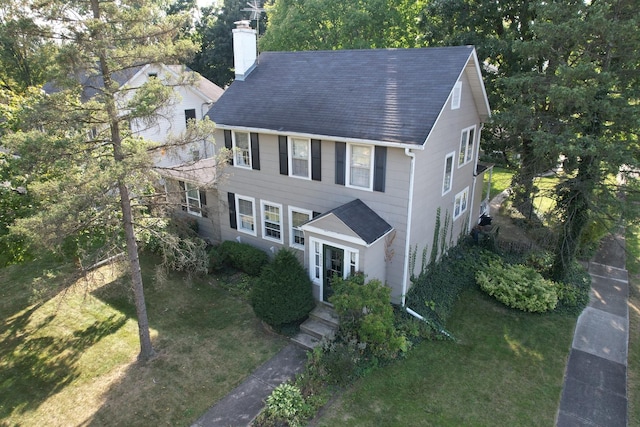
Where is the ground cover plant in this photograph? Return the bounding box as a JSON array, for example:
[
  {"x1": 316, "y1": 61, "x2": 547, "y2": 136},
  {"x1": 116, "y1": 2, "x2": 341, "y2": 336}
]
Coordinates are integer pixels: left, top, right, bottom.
[
  {"x1": 0, "y1": 254, "x2": 285, "y2": 426},
  {"x1": 314, "y1": 286, "x2": 576, "y2": 426}
]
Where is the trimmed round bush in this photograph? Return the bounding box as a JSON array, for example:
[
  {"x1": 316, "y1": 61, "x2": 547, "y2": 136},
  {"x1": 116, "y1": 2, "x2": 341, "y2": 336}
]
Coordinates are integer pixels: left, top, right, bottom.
[
  {"x1": 476, "y1": 259, "x2": 559, "y2": 312},
  {"x1": 251, "y1": 249, "x2": 315, "y2": 327}
]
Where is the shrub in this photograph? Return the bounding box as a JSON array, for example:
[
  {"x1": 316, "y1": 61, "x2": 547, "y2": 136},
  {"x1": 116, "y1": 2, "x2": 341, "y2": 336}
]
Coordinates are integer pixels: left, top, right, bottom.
[
  {"x1": 250, "y1": 249, "x2": 315, "y2": 327},
  {"x1": 555, "y1": 261, "x2": 591, "y2": 315},
  {"x1": 217, "y1": 240, "x2": 269, "y2": 276},
  {"x1": 264, "y1": 383, "x2": 307, "y2": 427},
  {"x1": 476, "y1": 259, "x2": 559, "y2": 312},
  {"x1": 329, "y1": 274, "x2": 408, "y2": 360}
]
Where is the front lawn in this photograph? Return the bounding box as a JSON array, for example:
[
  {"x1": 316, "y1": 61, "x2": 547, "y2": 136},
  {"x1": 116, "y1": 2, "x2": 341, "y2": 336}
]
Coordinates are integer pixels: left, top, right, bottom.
[
  {"x1": 0, "y1": 254, "x2": 286, "y2": 426},
  {"x1": 314, "y1": 288, "x2": 576, "y2": 426}
]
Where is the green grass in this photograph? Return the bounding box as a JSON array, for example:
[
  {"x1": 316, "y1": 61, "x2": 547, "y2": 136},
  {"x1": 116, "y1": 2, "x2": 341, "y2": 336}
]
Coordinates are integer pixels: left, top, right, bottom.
[
  {"x1": 315, "y1": 288, "x2": 576, "y2": 426},
  {"x1": 0, "y1": 254, "x2": 286, "y2": 426},
  {"x1": 485, "y1": 166, "x2": 514, "y2": 199}
]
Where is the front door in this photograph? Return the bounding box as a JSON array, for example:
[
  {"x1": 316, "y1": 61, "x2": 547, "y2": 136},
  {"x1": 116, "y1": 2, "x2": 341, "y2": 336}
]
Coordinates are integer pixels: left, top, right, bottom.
[{"x1": 323, "y1": 245, "x2": 344, "y2": 302}]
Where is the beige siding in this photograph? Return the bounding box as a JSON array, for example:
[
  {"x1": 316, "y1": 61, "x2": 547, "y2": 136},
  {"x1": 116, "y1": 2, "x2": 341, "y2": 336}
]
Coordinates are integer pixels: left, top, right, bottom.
[
  {"x1": 212, "y1": 130, "x2": 412, "y2": 299},
  {"x1": 408, "y1": 68, "x2": 482, "y2": 286}
]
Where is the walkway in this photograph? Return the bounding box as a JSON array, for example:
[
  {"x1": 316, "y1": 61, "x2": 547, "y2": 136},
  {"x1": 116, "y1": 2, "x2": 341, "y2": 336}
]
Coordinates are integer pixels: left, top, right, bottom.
[{"x1": 556, "y1": 231, "x2": 629, "y2": 426}]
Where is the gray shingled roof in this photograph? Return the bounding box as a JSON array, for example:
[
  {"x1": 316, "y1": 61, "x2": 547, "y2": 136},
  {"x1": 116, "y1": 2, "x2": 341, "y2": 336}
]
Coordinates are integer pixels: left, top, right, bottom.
[
  {"x1": 310, "y1": 199, "x2": 393, "y2": 245},
  {"x1": 209, "y1": 46, "x2": 474, "y2": 145}
]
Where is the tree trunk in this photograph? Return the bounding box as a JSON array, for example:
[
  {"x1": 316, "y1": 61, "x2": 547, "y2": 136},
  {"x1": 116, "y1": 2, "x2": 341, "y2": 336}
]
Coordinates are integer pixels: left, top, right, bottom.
[
  {"x1": 550, "y1": 155, "x2": 598, "y2": 281},
  {"x1": 91, "y1": 0, "x2": 155, "y2": 362},
  {"x1": 511, "y1": 137, "x2": 536, "y2": 219}
]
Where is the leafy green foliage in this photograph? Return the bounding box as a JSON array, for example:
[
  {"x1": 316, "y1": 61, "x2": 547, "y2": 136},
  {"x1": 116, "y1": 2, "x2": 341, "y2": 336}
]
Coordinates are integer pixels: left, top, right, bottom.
[
  {"x1": 263, "y1": 383, "x2": 307, "y2": 427},
  {"x1": 330, "y1": 274, "x2": 408, "y2": 360},
  {"x1": 476, "y1": 259, "x2": 559, "y2": 313},
  {"x1": 406, "y1": 243, "x2": 501, "y2": 327},
  {"x1": 250, "y1": 249, "x2": 314, "y2": 327},
  {"x1": 217, "y1": 240, "x2": 269, "y2": 276}
]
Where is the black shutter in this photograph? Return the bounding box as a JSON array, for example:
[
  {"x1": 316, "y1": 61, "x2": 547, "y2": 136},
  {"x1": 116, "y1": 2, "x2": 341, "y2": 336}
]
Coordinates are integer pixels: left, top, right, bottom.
[
  {"x1": 311, "y1": 139, "x2": 321, "y2": 181},
  {"x1": 179, "y1": 180, "x2": 187, "y2": 211},
  {"x1": 373, "y1": 146, "x2": 387, "y2": 192},
  {"x1": 250, "y1": 133, "x2": 260, "y2": 170},
  {"x1": 335, "y1": 141, "x2": 346, "y2": 185},
  {"x1": 224, "y1": 130, "x2": 233, "y2": 165},
  {"x1": 227, "y1": 192, "x2": 237, "y2": 229},
  {"x1": 279, "y1": 135, "x2": 288, "y2": 175},
  {"x1": 200, "y1": 189, "x2": 208, "y2": 218}
]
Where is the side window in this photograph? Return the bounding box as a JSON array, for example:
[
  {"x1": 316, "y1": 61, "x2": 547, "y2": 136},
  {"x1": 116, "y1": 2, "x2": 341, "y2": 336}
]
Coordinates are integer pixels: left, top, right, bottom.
[
  {"x1": 184, "y1": 108, "x2": 196, "y2": 125},
  {"x1": 261, "y1": 201, "x2": 283, "y2": 243},
  {"x1": 442, "y1": 152, "x2": 455, "y2": 195},
  {"x1": 451, "y1": 81, "x2": 462, "y2": 110},
  {"x1": 179, "y1": 180, "x2": 207, "y2": 217},
  {"x1": 453, "y1": 187, "x2": 469, "y2": 220},
  {"x1": 458, "y1": 125, "x2": 476, "y2": 167},
  {"x1": 289, "y1": 207, "x2": 312, "y2": 249}
]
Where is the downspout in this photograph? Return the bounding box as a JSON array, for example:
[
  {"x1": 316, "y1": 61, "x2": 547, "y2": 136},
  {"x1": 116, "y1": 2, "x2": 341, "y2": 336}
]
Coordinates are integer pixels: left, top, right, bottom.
[
  {"x1": 468, "y1": 123, "x2": 485, "y2": 233},
  {"x1": 401, "y1": 148, "x2": 415, "y2": 307}
]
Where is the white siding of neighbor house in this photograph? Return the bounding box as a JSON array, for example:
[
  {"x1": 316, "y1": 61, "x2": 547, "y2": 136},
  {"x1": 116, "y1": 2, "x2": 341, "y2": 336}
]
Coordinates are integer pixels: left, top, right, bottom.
[
  {"x1": 407, "y1": 69, "x2": 482, "y2": 282},
  {"x1": 125, "y1": 65, "x2": 216, "y2": 167},
  {"x1": 211, "y1": 131, "x2": 412, "y2": 300}
]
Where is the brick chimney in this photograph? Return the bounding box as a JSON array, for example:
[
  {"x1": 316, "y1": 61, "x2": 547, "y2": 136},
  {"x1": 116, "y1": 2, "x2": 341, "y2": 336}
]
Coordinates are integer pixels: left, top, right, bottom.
[{"x1": 233, "y1": 20, "x2": 257, "y2": 81}]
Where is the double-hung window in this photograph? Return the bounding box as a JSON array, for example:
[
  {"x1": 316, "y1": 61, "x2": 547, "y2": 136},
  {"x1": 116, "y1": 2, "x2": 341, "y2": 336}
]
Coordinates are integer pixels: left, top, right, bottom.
[
  {"x1": 289, "y1": 207, "x2": 312, "y2": 249},
  {"x1": 180, "y1": 181, "x2": 206, "y2": 217},
  {"x1": 233, "y1": 131, "x2": 251, "y2": 168},
  {"x1": 289, "y1": 137, "x2": 310, "y2": 178},
  {"x1": 261, "y1": 201, "x2": 283, "y2": 243},
  {"x1": 348, "y1": 143, "x2": 373, "y2": 190},
  {"x1": 458, "y1": 126, "x2": 476, "y2": 167},
  {"x1": 236, "y1": 195, "x2": 256, "y2": 235},
  {"x1": 453, "y1": 187, "x2": 469, "y2": 220},
  {"x1": 442, "y1": 152, "x2": 455, "y2": 195}
]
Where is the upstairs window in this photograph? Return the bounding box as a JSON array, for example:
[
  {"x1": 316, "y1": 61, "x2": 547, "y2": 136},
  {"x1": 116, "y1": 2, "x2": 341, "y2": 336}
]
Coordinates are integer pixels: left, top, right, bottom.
[
  {"x1": 451, "y1": 81, "x2": 462, "y2": 109},
  {"x1": 184, "y1": 109, "x2": 196, "y2": 125},
  {"x1": 442, "y1": 152, "x2": 455, "y2": 195},
  {"x1": 348, "y1": 143, "x2": 373, "y2": 190},
  {"x1": 289, "y1": 137, "x2": 310, "y2": 179},
  {"x1": 179, "y1": 181, "x2": 207, "y2": 217},
  {"x1": 458, "y1": 126, "x2": 476, "y2": 167},
  {"x1": 233, "y1": 131, "x2": 251, "y2": 168}
]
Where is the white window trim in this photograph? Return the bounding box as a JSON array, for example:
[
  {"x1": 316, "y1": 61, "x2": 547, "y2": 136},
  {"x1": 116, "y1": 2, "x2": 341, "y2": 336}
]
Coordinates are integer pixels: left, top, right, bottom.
[
  {"x1": 289, "y1": 206, "x2": 312, "y2": 249},
  {"x1": 453, "y1": 187, "x2": 470, "y2": 221},
  {"x1": 232, "y1": 131, "x2": 252, "y2": 169},
  {"x1": 442, "y1": 151, "x2": 455, "y2": 196},
  {"x1": 451, "y1": 81, "x2": 462, "y2": 109},
  {"x1": 458, "y1": 125, "x2": 476, "y2": 167},
  {"x1": 346, "y1": 142, "x2": 374, "y2": 191},
  {"x1": 261, "y1": 200, "x2": 283, "y2": 243},
  {"x1": 308, "y1": 237, "x2": 359, "y2": 290},
  {"x1": 288, "y1": 137, "x2": 311, "y2": 180},
  {"x1": 235, "y1": 194, "x2": 257, "y2": 236},
  {"x1": 184, "y1": 181, "x2": 202, "y2": 217}
]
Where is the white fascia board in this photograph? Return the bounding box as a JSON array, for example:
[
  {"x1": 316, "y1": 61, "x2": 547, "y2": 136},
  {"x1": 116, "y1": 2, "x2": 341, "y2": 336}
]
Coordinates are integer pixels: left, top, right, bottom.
[
  {"x1": 300, "y1": 224, "x2": 368, "y2": 247},
  {"x1": 214, "y1": 125, "x2": 427, "y2": 151},
  {"x1": 469, "y1": 48, "x2": 492, "y2": 119}
]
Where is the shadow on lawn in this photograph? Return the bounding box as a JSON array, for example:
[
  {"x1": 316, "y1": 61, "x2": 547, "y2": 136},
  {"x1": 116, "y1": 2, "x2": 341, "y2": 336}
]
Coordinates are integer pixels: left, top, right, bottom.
[{"x1": 0, "y1": 309, "x2": 127, "y2": 419}]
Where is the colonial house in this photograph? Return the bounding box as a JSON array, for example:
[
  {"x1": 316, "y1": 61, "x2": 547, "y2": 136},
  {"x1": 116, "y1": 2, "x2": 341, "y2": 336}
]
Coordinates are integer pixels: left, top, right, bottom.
[{"x1": 173, "y1": 21, "x2": 492, "y2": 306}]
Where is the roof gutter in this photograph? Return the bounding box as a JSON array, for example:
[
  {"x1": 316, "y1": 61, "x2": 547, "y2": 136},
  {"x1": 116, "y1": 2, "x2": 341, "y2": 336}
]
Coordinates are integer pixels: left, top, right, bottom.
[{"x1": 213, "y1": 124, "x2": 427, "y2": 151}]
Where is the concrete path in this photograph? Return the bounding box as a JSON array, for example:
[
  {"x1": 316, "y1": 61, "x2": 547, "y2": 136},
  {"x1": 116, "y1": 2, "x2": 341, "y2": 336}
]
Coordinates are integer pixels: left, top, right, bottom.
[
  {"x1": 192, "y1": 344, "x2": 307, "y2": 427},
  {"x1": 556, "y1": 231, "x2": 629, "y2": 426}
]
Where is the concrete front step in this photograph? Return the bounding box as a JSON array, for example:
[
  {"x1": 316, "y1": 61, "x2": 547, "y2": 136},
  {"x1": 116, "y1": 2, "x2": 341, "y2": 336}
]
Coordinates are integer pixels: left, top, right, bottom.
[
  {"x1": 309, "y1": 304, "x2": 339, "y2": 328},
  {"x1": 291, "y1": 305, "x2": 339, "y2": 351},
  {"x1": 301, "y1": 318, "x2": 336, "y2": 340}
]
